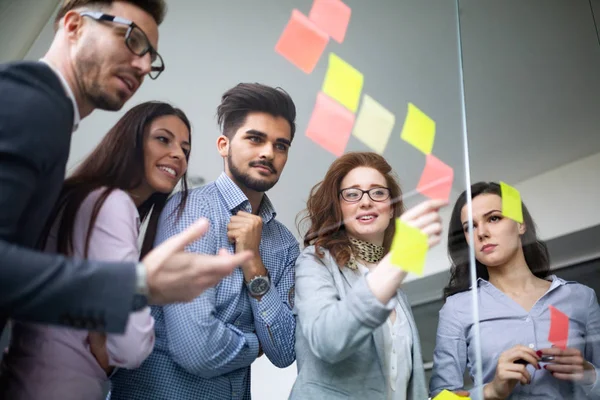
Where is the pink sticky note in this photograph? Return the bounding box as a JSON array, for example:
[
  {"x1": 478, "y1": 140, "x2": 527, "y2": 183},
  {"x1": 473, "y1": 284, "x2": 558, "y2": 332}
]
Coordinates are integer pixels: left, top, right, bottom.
[
  {"x1": 275, "y1": 9, "x2": 330, "y2": 74},
  {"x1": 306, "y1": 92, "x2": 355, "y2": 156},
  {"x1": 416, "y1": 154, "x2": 454, "y2": 202},
  {"x1": 308, "y1": 0, "x2": 352, "y2": 43},
  {"x1": 548, "y1": 305, "x2": 569, "y2": 350}
]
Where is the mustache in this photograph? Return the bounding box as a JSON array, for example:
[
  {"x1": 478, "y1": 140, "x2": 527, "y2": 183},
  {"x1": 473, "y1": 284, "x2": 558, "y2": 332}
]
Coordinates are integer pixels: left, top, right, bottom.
[{"x1": 249, "y1": 160, "x2": 276, "y2": 174}]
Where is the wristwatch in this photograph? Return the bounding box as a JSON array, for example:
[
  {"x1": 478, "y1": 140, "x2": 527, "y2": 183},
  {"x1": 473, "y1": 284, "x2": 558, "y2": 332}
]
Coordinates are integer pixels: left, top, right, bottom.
[
  {"x1": 246, "y1": 274, "x2": 271, "y2": 297},
  {"x1": 132, "y1": 262, "x2": 149, "y2": 311}
]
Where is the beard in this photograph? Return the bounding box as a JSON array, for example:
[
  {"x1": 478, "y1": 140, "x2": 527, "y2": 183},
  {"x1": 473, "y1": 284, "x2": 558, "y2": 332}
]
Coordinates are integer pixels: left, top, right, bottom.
[
  {"x1": 228, "y1": 150, "x2": 278, "y2": 193},
  {"x1": 75, "y1": 43, "x2": 129, "y2": 111}
]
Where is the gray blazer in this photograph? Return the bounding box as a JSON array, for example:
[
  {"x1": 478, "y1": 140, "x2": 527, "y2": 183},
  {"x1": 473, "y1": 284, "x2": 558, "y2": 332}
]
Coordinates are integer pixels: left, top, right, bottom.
[{"x1": 290, "y1": 246, "x2": 427, "y2": 400}]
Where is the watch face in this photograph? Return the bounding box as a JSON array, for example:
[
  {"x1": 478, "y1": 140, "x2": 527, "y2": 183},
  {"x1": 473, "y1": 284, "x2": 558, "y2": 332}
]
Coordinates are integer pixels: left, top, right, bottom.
[{"x1": 250, "y1": 277, "x2": 269, "y2": 294}]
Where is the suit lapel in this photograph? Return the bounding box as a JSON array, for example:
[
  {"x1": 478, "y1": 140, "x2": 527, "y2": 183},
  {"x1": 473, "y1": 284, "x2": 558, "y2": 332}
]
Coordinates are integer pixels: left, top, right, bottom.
[{"x1": 340, "y1": 266, "x2": 361, "y2": 288}]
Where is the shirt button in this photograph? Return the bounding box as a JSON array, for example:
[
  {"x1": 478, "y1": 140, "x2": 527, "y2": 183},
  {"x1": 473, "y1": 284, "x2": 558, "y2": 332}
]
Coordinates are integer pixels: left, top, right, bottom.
[
  {"x1": 529, "y1": 343, "x2": 535, "y2": 349},
  {"x1": 525, "y1": 317, "x2": 530, "y2": 322}
]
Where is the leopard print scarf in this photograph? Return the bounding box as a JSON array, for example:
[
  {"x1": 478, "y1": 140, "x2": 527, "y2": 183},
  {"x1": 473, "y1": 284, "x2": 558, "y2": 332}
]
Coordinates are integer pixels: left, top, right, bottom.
[{"x1": 347, "y1": 236, "x2": 385, "y2": 270}]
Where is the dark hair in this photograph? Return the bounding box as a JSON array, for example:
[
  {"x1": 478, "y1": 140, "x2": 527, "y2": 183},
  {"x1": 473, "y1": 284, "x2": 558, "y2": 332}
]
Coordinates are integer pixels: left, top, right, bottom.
[
  {"x1": 444, "y1": 181, "x2": 550, "y2": 300},
  {"x1": 40, "y1": 101, "x2": 191, "y2": 259},
  {"x1": 54, "y1": 0, "x2": 167, "y2": 30},
  {"x1": 298, "y1": 152, "x2": 405, "y2": 268},
  {"x1": 216, "y1": 83, "x2": 296, "y2": 140}
]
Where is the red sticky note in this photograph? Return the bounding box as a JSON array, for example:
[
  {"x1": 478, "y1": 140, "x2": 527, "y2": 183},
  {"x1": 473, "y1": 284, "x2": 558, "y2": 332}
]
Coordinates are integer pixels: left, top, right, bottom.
[
  {"x1": 275, "y1": 9, "x2": 329, "y2": 74},
  {"x1": 308, "y1": 0, "x2": 352, "y2": 43},
  {"x1": 306, "y1": 92, "x2": 355, "y2": 157},
  {"x1": 548, "y1": 305, "x2": 569, "y2": 350},
  {"x1": 416, "y1": 154, "x2": 454, "y2": 202}
]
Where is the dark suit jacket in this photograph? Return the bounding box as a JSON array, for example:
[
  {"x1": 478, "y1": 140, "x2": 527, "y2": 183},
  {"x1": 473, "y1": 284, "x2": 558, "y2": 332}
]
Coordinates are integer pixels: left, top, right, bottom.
[{"x1": 0, "y1": 61, "x2": 137, "y2": 335}]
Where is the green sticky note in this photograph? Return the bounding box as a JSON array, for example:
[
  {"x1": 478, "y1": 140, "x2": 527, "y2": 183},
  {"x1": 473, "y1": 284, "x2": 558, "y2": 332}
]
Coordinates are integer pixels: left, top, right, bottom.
[
  {"x1": 400, "y1": 102, "x2": 436, "y2": 154},
  {"x1": 352, "y1": 94, "x2": 395, "y2": 154},
  {"x1": 500, "y1": 181, "x2": 524, "y2": 223},
  {"x1": 390, "y1": 219, "x2": 428, "y2": 276},
  {"x1": 433, "y1": 389, "x2": 470, "y2": 400},
  {"x1": 322, "y1": 53, "x2": 364, "y2": 113}
]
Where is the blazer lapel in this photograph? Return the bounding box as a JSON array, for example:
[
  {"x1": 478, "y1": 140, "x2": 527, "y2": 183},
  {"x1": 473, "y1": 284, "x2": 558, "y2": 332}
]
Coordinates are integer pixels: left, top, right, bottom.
[
  {"x1": 340, "y1": 266, "x2": 361, "y2": 288},
  {"x1": 372, "y1": 323, "x2": 387, "y2": 376}
]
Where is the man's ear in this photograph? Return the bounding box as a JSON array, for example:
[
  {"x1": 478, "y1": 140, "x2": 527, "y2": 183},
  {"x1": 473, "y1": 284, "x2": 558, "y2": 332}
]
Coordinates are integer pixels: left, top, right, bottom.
[
  {"x1": 216, "y1": 135, "x2": 229, "y2": 158},
  {"x1": 62, "y1": 10, "x2": 86, "y2": 42}
]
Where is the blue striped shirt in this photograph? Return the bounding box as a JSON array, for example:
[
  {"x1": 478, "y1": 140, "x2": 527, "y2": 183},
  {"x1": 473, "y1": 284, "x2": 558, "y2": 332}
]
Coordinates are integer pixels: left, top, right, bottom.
[
  {"x1": 109, "y1": 172, "x2": 299, "y2": 400},
  {"x1": 430, "y1": 276, "x2": 600, "y2": 399}
]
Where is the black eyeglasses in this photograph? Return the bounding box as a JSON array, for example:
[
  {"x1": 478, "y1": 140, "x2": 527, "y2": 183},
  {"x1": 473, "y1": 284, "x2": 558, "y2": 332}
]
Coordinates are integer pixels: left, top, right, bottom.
[
  {"x1": 80, "y1": 11, "x2": 165, "y2": 79},
  {"x1": 339, "y1": 187, "x2": 391, "y2": 203}
]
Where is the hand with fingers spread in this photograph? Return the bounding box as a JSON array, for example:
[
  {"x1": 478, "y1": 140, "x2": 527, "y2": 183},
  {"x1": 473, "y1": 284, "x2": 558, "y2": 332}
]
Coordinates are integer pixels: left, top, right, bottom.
[
  {"x1": 367, "y1": 199, "x2": 447, "y2": 304},
  {"x1": 142, "y1": 218, "x2": 254, "y2": 305},
  {"x1": 539, "y1": 346, "x2": 596, "y2": 385},
  {"x1": 484, "y1": 345, "x2": 541, "y2": 399}
]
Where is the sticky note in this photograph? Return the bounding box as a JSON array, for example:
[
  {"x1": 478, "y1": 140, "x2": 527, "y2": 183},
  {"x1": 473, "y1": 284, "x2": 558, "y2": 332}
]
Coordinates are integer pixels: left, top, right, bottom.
[
  {"x1": 275, "y1": 9, "x2": 329, "y2": 74},
  {"x1": 308, "y1": 0, "x2": 352, "y2": 43},
  {"x1": 352, "y1": 95, "x2": 395, "y2": 154},
  {"x1": 433, "y1": 389, "x2": 470, "y2": 400},
  {"x1": 548, "y1": 305, "x2": 569, "y2": 350},
  {"x1": 499, "y1": 181, "x2": 523, "y2": 223},
  {"x1": 390, "y1": 219, "x2": 428, "y2": 276},
  {"x1": 417, "y1": 154, "x2": 454, "y2": 202},
  {"x1": 400, "y1": 102, "x2": 436, "y2": 155},
  {"x1": 306, "y1": 92, "x2": 355, "y2": 157},
  {"x1": 322, "y1": 53, "x2": 364, "y2": 113}
]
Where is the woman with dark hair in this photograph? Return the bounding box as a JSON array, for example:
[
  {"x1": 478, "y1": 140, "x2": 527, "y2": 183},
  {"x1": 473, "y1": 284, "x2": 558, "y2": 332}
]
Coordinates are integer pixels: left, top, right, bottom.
[
  {"x1": 430, "y1": 182, "x2": 600, "y2": 399},
  {"x1": 290, "y1": 152, "x2": 446, "y2": 400},
  {"x1": 0, "y1": 101, "x2": 192, "y2": 400}
]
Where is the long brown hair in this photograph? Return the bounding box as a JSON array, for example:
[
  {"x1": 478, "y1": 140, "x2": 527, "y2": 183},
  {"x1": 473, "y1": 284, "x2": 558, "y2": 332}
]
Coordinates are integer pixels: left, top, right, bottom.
[
  {"x1": 444, "y1": 181, "x2": 550, "y2": 300},
  {"x1": 40, "y1": 101, "x2": 191, "y2": 259},
  {"x1": 298, "y1": 152, "x2": 405, "y2": 267}
]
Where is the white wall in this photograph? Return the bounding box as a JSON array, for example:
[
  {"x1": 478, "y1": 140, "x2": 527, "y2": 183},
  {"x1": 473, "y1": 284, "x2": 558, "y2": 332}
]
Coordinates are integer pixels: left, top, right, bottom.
[{"x1": 0, "y1": 0, "x2": 59, "y2": 62}]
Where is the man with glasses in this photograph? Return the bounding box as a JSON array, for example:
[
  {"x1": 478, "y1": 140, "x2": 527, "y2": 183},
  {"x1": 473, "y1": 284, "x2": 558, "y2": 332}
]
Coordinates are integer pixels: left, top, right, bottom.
[{"x1": 0, "y1": 0, "x2": 251, "y2": 343}]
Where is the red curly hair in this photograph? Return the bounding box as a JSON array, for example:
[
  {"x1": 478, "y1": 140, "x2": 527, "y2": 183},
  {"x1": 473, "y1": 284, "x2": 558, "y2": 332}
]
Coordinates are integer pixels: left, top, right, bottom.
[{"x1": 298, "y1": 152, "x2": 405, "y2": 268}]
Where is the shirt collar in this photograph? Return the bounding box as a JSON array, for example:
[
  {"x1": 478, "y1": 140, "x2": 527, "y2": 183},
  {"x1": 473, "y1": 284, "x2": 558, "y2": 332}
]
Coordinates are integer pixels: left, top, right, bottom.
[
  {"x1": 39, "y1": 59, "x2": 81, "y2": 132},
  {"x1": 473, "y1": 274, "x2": 567, "y2": 290},
  {"x1": 215, "y1": 172, "x2": 277, "y2": 223}
]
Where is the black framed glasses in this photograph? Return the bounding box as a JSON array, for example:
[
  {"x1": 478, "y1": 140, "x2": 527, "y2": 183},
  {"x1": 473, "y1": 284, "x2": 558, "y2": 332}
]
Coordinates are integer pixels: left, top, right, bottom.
[
  {"x1": 80, "y1": 11, "x2": 165, "y2": 79},
  {"x1": 339, "y1": 187, "x2": 391, "y2": 203}
]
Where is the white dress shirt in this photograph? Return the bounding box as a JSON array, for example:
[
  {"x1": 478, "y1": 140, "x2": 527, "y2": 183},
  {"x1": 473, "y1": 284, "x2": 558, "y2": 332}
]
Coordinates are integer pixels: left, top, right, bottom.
[{"x1": 358, "y1": 263, "x2": 413, "y2": 400}]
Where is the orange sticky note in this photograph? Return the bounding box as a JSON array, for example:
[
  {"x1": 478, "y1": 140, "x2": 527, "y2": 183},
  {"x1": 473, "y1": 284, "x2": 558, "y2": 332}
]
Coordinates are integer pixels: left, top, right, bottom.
[
  {"x1": 275, "y1": 9, "x2": 329, "y2": 74},
  {"x1": 352, "y1": 95, "x2": 395, "y2": 154},
  {"x1": 499, "y1": 181, "x2": 523, "y2": 223},
  {"x1": 308, "y1": 0, "x2": 352, "y2": 43},
  {"x1": 390, "y1": 219, "x2": 428, "y2": 276},
  {"x1": 417, "y1": 154, "x2": 454, "y2": 202},
  {"x1": 433, "y1": 389, "x2": 470, "y2": 399},
  {"x1": 400, "y1": 102, "x2": 436, "y2": 154},
  {"x1": 306, "y1": 92, "x2": 355, "y2": 157},
  {"x1": 548, "y1": 305, "x2": 569, "y2": 350}
]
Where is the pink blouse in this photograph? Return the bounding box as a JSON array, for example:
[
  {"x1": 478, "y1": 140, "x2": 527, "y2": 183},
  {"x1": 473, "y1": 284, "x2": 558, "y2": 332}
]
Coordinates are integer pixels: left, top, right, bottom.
[{"x1": 0, "y1": 188, "x2": 155, "y2": 400}]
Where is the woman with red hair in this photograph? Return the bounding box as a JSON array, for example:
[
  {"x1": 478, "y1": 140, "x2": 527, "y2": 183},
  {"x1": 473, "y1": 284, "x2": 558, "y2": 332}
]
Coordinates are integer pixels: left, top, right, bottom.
[{"x1": 290, "y1": 152, "x2": 446, "y2": 400}]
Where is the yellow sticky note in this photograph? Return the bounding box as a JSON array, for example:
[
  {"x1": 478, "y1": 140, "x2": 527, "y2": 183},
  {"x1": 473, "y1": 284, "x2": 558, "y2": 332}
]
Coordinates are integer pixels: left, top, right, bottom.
[
  {"x1": 391, "y1": 219, "x2": 428, "y2": 275},
  {"x1": 400, "y1": 102, "x2": 436, "y2": 154},
  {"x1": 322, "y1": 53, "x2": 364, "y2": 113},
  {"x1": 500, "y1": 181, "x2": 524, "y2": 223},
  {"x1": 352, "y1": 95, "x2": 395, "y2": 154},
  {"x1": 433, "y1": 389, "x2": 470, "y2": 400}
]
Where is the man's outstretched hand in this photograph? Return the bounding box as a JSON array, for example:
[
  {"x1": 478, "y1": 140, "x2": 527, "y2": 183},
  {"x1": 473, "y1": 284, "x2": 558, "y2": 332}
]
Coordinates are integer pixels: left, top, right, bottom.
[{"x1": 142, "y1": 218, "x2": 252, "y2": 305}]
